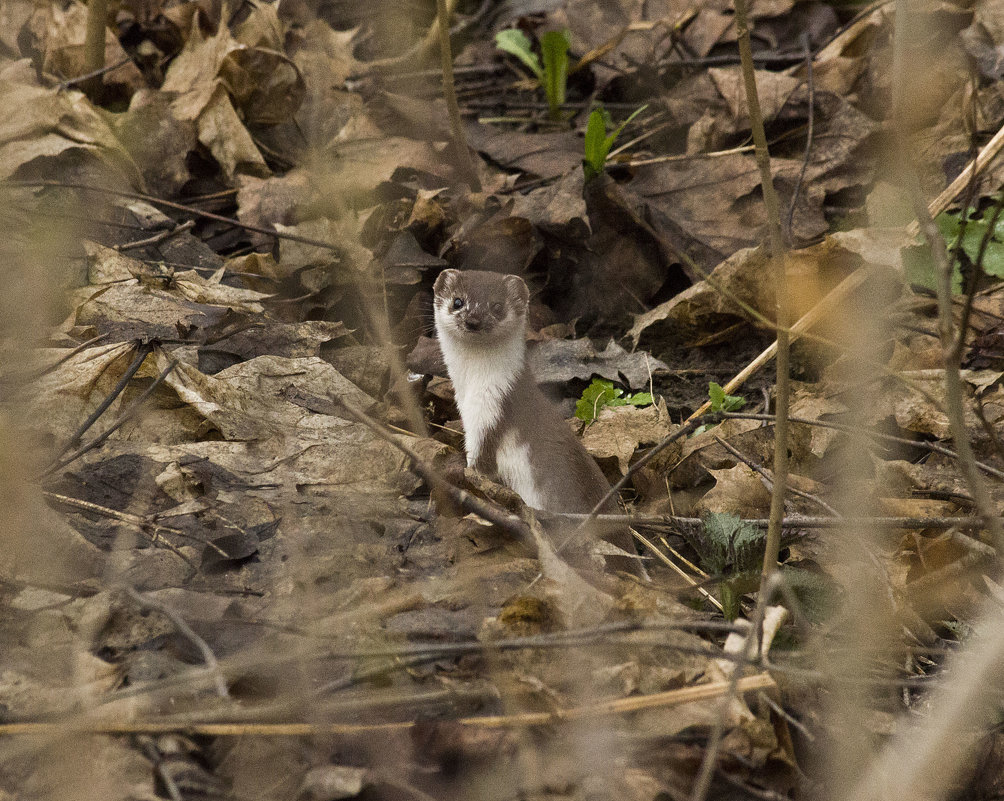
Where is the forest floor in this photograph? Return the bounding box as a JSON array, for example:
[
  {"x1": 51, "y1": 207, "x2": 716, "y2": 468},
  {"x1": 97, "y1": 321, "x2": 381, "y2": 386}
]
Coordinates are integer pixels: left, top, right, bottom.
[{"x1": 2, "y1": 0, "x2": 1004, "y2": 798}]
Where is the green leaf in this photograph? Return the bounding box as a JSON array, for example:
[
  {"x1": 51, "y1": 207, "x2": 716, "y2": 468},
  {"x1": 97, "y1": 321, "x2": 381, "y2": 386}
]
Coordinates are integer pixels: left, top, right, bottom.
[
  {"x1": 707, "y1": 382, "x2": 745, "y2": 413},
  {"x1": 602, "y1": 103, "x2": 648, "y2": 153},
  {"x1": 540, "y1": 30, "x2": 569, "y2": 120},
  {"x1": 955, "y1": 213, "x2": 1004, "y2": 279},
  {"x1": 708, "y1": 381, "x2": 725, "y2": 409},
  {"x1": 719, "y1": 579, "x2": 741, "y2": 621},
  {"x1": 980, "y1": 240, "x2": 1004, "y2": 278},
  {"x1": 627, "y1": 392, "x2": 653, "y2": 407},
  {"x1": 722, "y1": 394, "x2": 745, "y2": 412},
  {"x1": 908, "y1": 202, "x2": 1004, "y2": 293},
  {"x1": 575, "y1": 378, "x2": 653, "y2": 422},
  {"x1": 582, "y1": 104, "x2": 647, "y2": 181},
  {"x1": 495, "y1": 29, "x2": 543, "y2": 81},
  {"x1": 583, "y1": 109, "x2": 607, "y2": 181},
  {"x1": 575, "y1": 379, "x2": 621, "y2": 422},
  {"x1": 694, "y1": 513, "x2": 764, "y2": 575},
  {"x1": 903, "y1": 242, "x2": 963, "y2": 294}
]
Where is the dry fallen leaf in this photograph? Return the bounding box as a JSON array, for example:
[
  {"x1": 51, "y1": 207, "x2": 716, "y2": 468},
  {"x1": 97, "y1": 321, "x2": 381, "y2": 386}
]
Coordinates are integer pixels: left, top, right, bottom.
[
  {"x1": 581, "y1": 403, "x2": 674, "y2": 476},
  {"x1": 0, "y1": 61, "x2": 141, "y2": 186}
]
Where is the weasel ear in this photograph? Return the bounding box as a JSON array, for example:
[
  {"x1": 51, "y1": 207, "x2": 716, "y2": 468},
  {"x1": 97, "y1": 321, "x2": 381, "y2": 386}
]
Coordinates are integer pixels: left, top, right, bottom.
[
  {"x1": 434, "y1": 269, "x2": 460, "y2": 295},
  {"x1": 504, "y1": 274, "x2": 530, "y2": 309}
]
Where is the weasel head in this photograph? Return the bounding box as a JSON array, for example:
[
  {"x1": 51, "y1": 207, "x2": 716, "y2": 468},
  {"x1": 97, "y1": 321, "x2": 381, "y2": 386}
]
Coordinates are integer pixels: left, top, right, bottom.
[{"x1": 433, "y1": 269, "x2": 530, "y2": 348}]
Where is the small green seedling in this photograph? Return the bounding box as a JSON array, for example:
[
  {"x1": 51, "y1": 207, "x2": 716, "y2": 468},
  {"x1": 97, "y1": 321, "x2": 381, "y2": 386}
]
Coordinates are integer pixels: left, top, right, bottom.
[
  {"x1": 904, "y1": 196, "x2": 1004, "y2": 294},
  {"x1": 495, "y1": 28, "x2": 570, "y2": 120},
  {"x1": 691, "y1": 512, "x2": 762, "y2": 620},
  {"x1": 583, "y1": 104, "x2": 647, "y2": 181},
  {"x1": 686, "y1": 513, "x2": 834, "y2": 621},
  {"x1": 575, "y1": 378, "x2": 653, "y2": 424},
  {"x1": 692, "y1": 382, "x2": 746, "y2": 435}
]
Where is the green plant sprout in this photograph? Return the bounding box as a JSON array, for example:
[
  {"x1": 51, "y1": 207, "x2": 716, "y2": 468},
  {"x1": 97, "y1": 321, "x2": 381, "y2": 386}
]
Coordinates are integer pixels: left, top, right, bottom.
[
  {"x1": 575, "y1": 378, "x2": 653, "y2": 424},
  {"x1": 688, "y1": 514, "x2": 834, "y2": 620},
  {"x1": 904, "y1": 196, "x2": 1004, "y2": 294},
  {"x1": 692, "y1": 382, "x2": 746, "y2": 435},
  {"x1": 691, "y1": 512, "x2": 762, "y2": 620},
  {"x1": 583, "y1": 104, "x2": 647, "y2": 181},
  {"x1": 495, "y1": 28, "x2": 570, "y2": 120}
]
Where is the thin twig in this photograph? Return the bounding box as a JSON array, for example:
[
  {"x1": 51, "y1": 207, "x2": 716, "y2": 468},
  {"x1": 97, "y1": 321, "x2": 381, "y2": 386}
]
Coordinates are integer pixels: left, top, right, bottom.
[
  {"x1": 322, "y1": 620, "x2": 743, "y2": 661},
  {"x1": 956, "y1": 195, "x2": 1004, "y2": 358},
  {"x1": 785, "y1": 32, "x2": 815, "y2": 241},
  {"x1": 53, "y1": 341, "x2": 152, "y2": 460},
  {"x1": 123, "y1": 587, "x2": 228, "y2": 698},
  {"x1": 627, "y1": 143, "x2": 755, "y2": 167},
  {"x1": 890, "y1": 0, "x2": 1003, "y2": 560},
  {"x1": 631, "y1": 528, "x2": 725, "y2": 611},
  {"x1": 691, "y1": 573, "x2": 783, "y2": 801},
  {"x1": 60, "y1": 57, "x2": 132, "y2": 90},
  {"x1": 6, "y1": 181, "x2": 343, "y2": 253},
  {"x1": 114, "y1": 220, "x2": 196, "y2": 252},
  {"x1": 945, "y1": 104, "x2": 988, "y2": 364},
  {"x1": 731, "y1": 0, "x2": 790, "y2": 594},
  {"x1": 0, "y1": 674, "x2": 777, "y2": 737},
  {"x1": 758, "y1": 690, "x2": 815, "y2": 741},
  {"x1": 42, "y1": 491, "x2": 198, "y2": 569},
  {"x1": 41, "y1": 359, "x2": 179, "y2": 478},
  {"x1": 319, "y1": 392, "x2": 531, "y2": 544},
  {"x1": 720, "y1": 411, "x2": 1004, "y2": 481},
  {"x1": 713, "y1": 435, "x2": 840, "y2": 517},
  {"x1": 553, "y1": 512, "x2": 998, "y2": 531},
  {"x1": 899, "y1": 159, "x2": 1004, "y2": 552}
]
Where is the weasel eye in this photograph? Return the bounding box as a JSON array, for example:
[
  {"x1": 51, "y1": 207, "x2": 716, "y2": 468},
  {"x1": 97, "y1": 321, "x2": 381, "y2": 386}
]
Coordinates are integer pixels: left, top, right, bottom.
[
  {"x1": 491, "y1": 302, "x2": 503, "y2": 316},
  {"x1": 452, "y1": 297, "x2": 464, "y2": 310}
]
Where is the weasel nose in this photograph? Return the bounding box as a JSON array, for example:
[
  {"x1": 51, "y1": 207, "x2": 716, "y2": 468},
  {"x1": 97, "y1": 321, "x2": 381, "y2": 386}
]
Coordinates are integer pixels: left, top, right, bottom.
[{"x1": 463, "y1": 315, "x2": 483, "y2": 331}]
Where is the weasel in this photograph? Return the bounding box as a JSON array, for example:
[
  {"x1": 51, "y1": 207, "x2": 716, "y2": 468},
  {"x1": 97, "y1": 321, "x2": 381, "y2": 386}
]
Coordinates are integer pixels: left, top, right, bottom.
[{"x1": 432, "y1": 269, "x2": 645, "y2": 577}]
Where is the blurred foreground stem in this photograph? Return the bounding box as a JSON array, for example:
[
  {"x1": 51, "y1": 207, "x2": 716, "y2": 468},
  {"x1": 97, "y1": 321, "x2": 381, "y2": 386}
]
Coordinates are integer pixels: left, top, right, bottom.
[
  {"x1": 83, "y1": 0, "x2": 107, "y2": 78},
  {"x1": 689, "y1": 1, "x2": 790, "y2": 798},
  {"x1": 435, "y1": 0, "x2": 481, "y2": 192},
  {"x1": 732, "y1": 0, "x2": 791, "y2": 587}
]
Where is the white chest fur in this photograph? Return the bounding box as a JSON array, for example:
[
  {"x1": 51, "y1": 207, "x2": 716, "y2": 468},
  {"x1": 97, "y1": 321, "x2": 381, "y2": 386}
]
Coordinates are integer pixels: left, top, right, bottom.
[
  {"x1": 495, "y1": 429, "x2": 543, "y2": 508},
  {"x1": 435, "y1": 324, "x2": 525, "y2": 467}
]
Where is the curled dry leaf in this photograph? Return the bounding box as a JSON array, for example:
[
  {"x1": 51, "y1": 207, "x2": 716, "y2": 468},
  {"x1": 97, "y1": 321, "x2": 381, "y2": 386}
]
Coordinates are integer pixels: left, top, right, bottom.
[
  {"x1": 628, "y1": 246, "x2": 773, "y2": 349},
  {"x1": 0, "y1": 61, "x2": 141, "y2": 186},
  {"x1": 172, "y1": 270, "x2": 269, "y2": 311},
  {"x1": 146, "y1": 351, "x2": 416, "y2": 494},
  {"x1": 581, "y1": 402, "x2": 674, "y2": 476},
  {"x1": 530, "y1": 337, "x2": 668, "y2": 390},
  {"x1": 161, "y1": 21, "x2": 273, "y2": 178},
  {"x1": 68, "y1": 279, "x2": 225, "y2": 342},
  {"x1": 789, "y1": 383, "x2": 848, "y2": 459},
  {"x1": 695, "y1": 463, "x2": 772, "y2": 519},
  {"x1": 629, "y1": 226, "x2": 907, "y2": 351},
  {"x1": 709, "y1": 68, "x2": 802, "y2": 126},
  {"x1": 112, "y1": 90, "x2": 197, "y2": 197}
]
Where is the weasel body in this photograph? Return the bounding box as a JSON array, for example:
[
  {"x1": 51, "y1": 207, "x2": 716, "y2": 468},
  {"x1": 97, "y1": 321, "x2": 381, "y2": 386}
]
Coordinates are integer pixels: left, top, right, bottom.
[{"x1": 433, "y1": 269, "x2": 644, "y2": 575}]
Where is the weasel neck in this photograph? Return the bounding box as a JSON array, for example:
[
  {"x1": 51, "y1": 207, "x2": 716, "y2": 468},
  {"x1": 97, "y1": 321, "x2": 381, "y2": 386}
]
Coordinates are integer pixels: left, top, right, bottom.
[{"x1": 438, "y1": 331, "x2": 526, "y2": 467}]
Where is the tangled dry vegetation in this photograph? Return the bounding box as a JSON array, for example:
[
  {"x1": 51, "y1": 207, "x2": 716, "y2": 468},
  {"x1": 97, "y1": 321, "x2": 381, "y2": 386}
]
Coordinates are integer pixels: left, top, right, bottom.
[{"x1": 2, "y1": 0, "x2": 1004, "y2": 798}]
